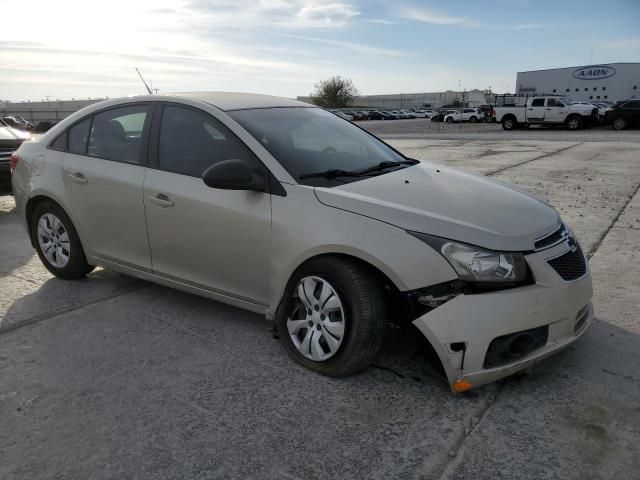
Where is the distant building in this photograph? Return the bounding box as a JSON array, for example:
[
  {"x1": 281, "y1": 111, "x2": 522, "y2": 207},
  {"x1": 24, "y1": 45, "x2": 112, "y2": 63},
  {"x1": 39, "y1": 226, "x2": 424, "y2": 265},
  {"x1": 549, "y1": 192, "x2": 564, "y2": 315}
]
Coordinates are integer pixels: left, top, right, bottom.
[
  {"x1": 0, "y1": 98, "x2": 105, "y2": 124},
  {"x1": 297, "y1": 89, "x2": 492, "y2": 109},
  {"x1": 516, "y1": 63, "x2": 639, "y2": 103}
]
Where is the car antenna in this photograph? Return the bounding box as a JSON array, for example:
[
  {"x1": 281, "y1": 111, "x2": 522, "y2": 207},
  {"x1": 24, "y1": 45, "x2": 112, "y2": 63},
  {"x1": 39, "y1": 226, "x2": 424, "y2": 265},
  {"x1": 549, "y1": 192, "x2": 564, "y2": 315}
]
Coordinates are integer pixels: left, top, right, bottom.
[{"x1": 135, "y1": 67, "x2": 153, "y2": 95}]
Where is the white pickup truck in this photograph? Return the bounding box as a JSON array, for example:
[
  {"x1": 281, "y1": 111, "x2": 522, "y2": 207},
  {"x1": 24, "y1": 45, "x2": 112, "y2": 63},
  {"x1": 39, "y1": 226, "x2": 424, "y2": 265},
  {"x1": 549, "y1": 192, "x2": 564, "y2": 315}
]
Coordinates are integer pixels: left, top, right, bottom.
[{"x1": 495, "y1": 96, "x2": 598, "y2": 131}]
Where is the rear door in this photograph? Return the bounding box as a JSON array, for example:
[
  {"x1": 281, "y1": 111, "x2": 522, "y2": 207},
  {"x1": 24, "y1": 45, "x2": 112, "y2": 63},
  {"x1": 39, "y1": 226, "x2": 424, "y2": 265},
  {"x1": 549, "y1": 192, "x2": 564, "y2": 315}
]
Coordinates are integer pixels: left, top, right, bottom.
[
  {"x1": 527, "y1": 98, "x2": 546, "y2": 121},
  {"x1": 61, "y1": 104, "x2": 152, "y2": 270},
  {"x1": 142, "y1": 103, "x2": 271, "y2": 305}
]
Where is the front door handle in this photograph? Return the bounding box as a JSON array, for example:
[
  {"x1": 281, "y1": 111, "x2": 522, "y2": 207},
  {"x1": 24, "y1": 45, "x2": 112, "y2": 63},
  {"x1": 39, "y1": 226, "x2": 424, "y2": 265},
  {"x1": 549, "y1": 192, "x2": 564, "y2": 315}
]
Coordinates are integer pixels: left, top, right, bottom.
[
  {"x1": 148, "y1": 193, "x2": 175, "y2": 207},
  {"x1": 68, "y1": 172, "x2": 87, "y2": 184}
]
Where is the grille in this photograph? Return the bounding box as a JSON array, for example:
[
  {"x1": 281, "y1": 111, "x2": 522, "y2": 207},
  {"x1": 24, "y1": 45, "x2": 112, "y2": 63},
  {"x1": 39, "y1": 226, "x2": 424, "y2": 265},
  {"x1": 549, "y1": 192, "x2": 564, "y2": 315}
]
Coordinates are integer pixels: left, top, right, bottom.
[
  {"x1": 0, "y1": 148, "x2": 14, "y2": 162},
  {"x1": 547, "y1": 243, "x2": 587, "y2": 281},
  {"x1": 535, "y1": 224, "x2": 567, "y2": 250}
]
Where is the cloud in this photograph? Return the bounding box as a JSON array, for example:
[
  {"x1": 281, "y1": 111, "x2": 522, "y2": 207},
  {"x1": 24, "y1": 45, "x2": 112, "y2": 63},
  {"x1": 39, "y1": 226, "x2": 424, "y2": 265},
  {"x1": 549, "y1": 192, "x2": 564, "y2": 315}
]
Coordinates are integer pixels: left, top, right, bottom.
[
  {"x1": 398, "y1": 5, "x2": 469, "y2": 25},
  {"x1": 281, "y1": 34, "x2": 411, "y2": 57},
  {"x1": 294, "y1": 3, "x2": 360, "y2": 28},
  {"x1": 369, "y1": 19, "x2": 397, "y2": 25}
]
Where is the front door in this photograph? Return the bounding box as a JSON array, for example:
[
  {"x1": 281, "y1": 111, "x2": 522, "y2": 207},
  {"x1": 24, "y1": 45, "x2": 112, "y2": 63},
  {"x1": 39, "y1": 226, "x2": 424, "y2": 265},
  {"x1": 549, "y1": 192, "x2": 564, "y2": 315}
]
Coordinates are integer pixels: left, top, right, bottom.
[
  {"x1": 143, "y1": 103, "x2": 271, "y2": 305},
  {"x1": 61, "y1": 104, "x2": 152, "y2": 270},
  {"x1": 544, "y1": 98, "x2": 568, "y2": 123}
]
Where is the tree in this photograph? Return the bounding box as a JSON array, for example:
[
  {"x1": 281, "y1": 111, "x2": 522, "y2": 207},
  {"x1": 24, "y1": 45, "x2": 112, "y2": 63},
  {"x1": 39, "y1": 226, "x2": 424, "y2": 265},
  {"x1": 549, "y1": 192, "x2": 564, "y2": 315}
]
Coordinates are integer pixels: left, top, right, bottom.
[{"x1": 310, "y1": 76, "x2": 359, "y2": 108}]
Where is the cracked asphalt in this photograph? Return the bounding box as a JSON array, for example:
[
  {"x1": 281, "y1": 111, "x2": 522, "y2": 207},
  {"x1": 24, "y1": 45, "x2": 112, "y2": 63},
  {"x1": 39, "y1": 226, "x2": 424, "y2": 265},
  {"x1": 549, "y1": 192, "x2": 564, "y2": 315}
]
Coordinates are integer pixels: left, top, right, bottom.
[{"x1": 1, "y1": 129, "x2": 639, "y2": 479}]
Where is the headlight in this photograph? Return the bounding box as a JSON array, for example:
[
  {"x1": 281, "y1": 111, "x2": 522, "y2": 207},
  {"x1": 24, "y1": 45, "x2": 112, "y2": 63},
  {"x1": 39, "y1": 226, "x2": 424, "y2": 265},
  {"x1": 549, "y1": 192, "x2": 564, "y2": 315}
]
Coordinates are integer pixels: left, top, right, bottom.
[{"x1": 409, "y1": 232, "x2": 529, "y2": 283}]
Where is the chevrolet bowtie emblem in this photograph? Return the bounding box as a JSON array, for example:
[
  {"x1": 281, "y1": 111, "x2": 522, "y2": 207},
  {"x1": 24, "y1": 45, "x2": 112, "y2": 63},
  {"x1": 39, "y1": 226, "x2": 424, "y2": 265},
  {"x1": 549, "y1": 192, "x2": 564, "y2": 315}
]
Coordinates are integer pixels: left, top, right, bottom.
[{"x1": 567, "y1": 236, "x2": 578, "y2": 252}]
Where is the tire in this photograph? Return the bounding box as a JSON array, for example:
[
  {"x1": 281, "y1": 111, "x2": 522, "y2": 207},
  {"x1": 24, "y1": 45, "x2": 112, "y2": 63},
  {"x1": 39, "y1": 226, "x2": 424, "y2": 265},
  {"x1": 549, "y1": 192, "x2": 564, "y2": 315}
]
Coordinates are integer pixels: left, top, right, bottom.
[
  {"x1": 566, "y1": 115, "x2": 582, "y2": 130},
  {"x1": 612, "y1": 116, "x2": 627, "y2": 131},
  {"x1": 446, "y1": 117, "x2": 454, "y2": 124},
  {"x1": 502, "y1": 116, "x2": 516, "y2": 130},
  {"x1": 275, "y1": 256, "x2": 386, "y2": 377},
  {"x1": 30, "y1": 200, "x2": 94, "y2": 279},
  {"x1": 469, "y1": 116, "x2": 478, "y2": 123}
]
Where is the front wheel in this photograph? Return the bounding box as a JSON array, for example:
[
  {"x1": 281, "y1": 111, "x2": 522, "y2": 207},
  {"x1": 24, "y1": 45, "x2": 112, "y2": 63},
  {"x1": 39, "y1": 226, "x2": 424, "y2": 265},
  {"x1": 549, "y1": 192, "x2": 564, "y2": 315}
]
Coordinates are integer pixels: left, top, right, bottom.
[
  {"x1": 566, "y1": 115, "x2": 583, "y2": 130},
  {"x1": 31, "y1": 200, "x2": 94, "y2": 279},
  {"x1": 446, "y1": 117, "x2": 454, "y2": 124},
  {"x1": 469, "y1": 116, "x2": 478, "y2": 123},
  {"x1": 612, "y1": 116, "x2": 627, "y2": 130},
  {"x1": 276, "y1": 257, "x2": 386, "y2": 377}
]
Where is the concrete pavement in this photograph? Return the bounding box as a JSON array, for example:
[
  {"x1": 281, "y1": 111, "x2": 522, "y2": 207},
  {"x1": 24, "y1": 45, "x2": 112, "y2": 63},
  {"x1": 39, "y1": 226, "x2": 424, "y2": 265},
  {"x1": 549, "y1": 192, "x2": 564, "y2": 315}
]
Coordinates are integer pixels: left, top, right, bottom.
[{"x1": 1, "y1": 135, "x2": 639, "y2": 479}]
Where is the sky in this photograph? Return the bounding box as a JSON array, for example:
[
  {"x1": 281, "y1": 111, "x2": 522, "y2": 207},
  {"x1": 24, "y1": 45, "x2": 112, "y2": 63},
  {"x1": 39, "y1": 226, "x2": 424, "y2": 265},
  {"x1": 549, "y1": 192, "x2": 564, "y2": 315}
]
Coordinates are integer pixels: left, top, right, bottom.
[{"x1": 1, "y1": 0, "x2": 639, "y2": 102}]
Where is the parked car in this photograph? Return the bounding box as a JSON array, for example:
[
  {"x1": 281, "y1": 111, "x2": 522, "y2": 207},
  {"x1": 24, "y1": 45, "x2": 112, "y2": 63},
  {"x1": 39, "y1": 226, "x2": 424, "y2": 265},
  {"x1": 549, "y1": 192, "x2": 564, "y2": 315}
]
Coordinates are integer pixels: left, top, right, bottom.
[
  {"x1": 431, "y1": 110, "x2": 456, "y2": 122},
  {"x1": 331, "y1": 111, "x2": 353, "y2": 121},
  {"x1": 367, "y1": 111, "x2": 394, "y2": 120},
  {"x1": 343, "y1": 110, "x2": 366, "y2": 121},
  {"x1": 495, "y1": 96, "x2": 598, "y2": 130},
  {"x1": 11, "y1": 92, "x2": 594, "y2": 392},
  {"x1": 382, "y1": 110, "x2": 400, "y2": 119},
  {"x1": 604, "y1": 99, "x2": 640, "y2": 130},
  {"x1": 2, "y1": 116, "x2": 34, "y2": 131},
  {"x1": 444, "y1": 108, "x2": 485, "y2": 123},
  {"x1": 412, "y1": 110, "x2": 433, "y2": 119},
  {"x1": 0, "y1": 118, "x2": 30, "y2": 182}
]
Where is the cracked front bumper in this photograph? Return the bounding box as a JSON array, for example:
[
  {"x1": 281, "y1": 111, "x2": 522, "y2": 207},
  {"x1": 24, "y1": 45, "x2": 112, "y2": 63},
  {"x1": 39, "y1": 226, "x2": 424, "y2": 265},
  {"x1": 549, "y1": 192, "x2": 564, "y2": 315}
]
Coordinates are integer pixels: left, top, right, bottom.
[{"x1": 412, "y1": 241, "x2": 594, "y2": 392}]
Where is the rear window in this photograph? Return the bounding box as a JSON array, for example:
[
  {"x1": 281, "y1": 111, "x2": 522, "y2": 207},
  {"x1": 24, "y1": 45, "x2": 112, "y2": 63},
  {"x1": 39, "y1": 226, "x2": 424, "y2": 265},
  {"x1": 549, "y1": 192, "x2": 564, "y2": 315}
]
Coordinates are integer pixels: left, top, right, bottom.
[
  {"x1": 50, "y1": 132, "x2": 67, "y2": 151},
  {"x1": 531, "y1": 99, "x2": 545, "y2": 107},
  {"x1": 68, "y1": 118, "x2": 92, "y2": 155}
]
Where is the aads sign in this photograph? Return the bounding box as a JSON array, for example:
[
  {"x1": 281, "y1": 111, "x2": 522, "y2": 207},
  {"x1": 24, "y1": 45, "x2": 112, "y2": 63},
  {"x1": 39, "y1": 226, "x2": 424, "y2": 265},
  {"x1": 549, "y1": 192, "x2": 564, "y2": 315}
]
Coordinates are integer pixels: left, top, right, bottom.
[{"x1": 573, "y1": 65, "x2": 616, "y2": 80}]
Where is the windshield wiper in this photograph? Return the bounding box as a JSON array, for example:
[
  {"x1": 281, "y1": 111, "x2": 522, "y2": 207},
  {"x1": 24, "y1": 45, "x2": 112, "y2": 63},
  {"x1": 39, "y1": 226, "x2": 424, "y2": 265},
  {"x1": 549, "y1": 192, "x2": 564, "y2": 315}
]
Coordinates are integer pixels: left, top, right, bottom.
[
  {"x1": 299, "y1": 168, "x2": 364, "y2": 180},
  {"x1": 355, "y1": 159, "x2": 418, "y2": 175},
  {"x1": 299, "y1": 159, "x2": 418, "y2": 180}
]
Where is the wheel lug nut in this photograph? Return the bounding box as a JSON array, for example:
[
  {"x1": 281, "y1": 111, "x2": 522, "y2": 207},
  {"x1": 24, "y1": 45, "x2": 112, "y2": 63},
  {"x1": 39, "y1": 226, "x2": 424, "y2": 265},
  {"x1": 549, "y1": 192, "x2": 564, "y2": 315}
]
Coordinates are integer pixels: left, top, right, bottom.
[
  {"x1": 320, "y1": 314, "x2": 325, "y2": 320},
  {"x1": 316, "y1": 324, "x2": 322, "y2": 331},
  {"x1": 308, "y1": 320, "x2": 313, "y2": 327},
  {"x1": 314, "y1": 305, "x2": 319, "y2": 311}
]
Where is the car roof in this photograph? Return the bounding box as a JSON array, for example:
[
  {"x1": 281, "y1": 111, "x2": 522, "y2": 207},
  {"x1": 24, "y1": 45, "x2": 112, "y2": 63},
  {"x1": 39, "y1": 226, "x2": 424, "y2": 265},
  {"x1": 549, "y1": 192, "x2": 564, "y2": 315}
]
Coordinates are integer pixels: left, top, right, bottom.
[{"x1": 164, "y1": 91, "x2": 312, "y2": 111}]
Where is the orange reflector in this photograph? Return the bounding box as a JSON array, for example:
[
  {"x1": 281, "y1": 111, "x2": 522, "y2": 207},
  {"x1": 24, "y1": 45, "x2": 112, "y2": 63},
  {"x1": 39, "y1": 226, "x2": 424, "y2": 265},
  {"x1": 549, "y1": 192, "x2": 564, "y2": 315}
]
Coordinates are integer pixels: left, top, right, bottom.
[{"x1": 453, "y1": 379, "x2": 473, "y2": 393}]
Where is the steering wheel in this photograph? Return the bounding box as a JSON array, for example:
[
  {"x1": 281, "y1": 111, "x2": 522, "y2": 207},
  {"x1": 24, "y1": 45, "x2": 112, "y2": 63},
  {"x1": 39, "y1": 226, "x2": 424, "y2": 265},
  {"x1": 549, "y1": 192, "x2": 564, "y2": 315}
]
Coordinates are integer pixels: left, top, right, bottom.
[{"x1": 320, "y1": 146, "x2": 338, "y2": 158}]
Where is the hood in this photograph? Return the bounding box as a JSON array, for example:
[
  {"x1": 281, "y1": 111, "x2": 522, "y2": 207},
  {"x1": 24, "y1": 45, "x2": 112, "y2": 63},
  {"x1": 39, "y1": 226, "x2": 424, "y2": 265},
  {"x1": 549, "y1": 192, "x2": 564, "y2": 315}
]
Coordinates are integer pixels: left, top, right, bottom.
[
  {"x1": 0, "y1": 126, "x2": 30, "y2": 141},
  {"x1": 569, "y1": 104, "x2": 595, "y2": 114},
  {"x1": 314, "y1": 162, "x2": 560, "y2": 252}
]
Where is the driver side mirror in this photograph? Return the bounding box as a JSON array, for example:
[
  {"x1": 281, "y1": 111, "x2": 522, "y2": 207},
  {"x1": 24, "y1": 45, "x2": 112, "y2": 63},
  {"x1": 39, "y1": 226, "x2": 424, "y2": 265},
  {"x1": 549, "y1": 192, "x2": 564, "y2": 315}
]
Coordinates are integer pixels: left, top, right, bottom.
[{"x1": 202, "y1": 159, "x2": 266, "y2": 192}]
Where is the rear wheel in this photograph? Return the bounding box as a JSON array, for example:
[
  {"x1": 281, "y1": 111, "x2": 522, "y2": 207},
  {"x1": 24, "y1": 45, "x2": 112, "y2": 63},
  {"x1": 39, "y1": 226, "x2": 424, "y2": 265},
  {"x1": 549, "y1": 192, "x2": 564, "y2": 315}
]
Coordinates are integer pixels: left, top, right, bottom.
[
  {"x1": 566, "y1": 115, "x2": 583, "y2": 130},
  {"x1": 469, "y1": 116, "x2": 478, "y2": 123},
  {"x1": 502, "y1": 116, "x2": 516, "y2": 130},
  {"x1": 276, "y1": 257, "x2": 386, "y2": 377},
  {"x1": 612, "y1": 116, "x2": 627, "y2": 130},
  {"x1": 31, "y1": 200, "x2": 94, "y2": 279}
]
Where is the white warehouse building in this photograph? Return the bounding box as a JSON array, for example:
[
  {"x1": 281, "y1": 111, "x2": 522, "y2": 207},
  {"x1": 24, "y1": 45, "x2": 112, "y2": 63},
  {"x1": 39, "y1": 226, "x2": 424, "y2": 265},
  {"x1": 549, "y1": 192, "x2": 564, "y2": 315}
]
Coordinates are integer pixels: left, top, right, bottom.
[{"x1": 516, "y1": 62, "x2": 639, "y2": 103}]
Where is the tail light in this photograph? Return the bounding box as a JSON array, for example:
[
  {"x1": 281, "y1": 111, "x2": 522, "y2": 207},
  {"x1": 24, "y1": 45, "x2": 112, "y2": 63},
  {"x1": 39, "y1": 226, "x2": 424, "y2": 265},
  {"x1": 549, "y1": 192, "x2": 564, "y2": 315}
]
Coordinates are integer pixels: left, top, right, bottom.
[{"x1": 9, "y1": 152, "x2": 20, "y2": 175}]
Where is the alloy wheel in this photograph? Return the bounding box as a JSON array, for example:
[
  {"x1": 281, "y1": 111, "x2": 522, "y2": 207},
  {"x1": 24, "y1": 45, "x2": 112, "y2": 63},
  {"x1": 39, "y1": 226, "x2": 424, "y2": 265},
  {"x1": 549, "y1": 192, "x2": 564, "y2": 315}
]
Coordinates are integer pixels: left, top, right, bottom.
[
  {"x1": 613, "y1": 117, "x2": 626, "y2": 130},
  {"x1": 287, "y1": 276, "x2": 346, "y2": 362},
  {"x1": 37, "y1": 213, "x2": 70, "y2": 268}
]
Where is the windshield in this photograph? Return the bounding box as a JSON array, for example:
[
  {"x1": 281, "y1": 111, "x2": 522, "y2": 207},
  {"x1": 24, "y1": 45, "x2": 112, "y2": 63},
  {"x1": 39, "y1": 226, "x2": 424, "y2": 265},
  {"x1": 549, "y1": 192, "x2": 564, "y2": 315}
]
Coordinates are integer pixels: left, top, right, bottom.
[{"x1": 229, "y1": 107, "x2": 407, "y2": 187}]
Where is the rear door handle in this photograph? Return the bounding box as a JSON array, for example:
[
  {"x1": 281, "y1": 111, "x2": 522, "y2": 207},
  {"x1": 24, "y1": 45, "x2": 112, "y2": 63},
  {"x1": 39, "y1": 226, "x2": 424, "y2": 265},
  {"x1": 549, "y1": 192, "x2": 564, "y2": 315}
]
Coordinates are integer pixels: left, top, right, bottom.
[
  {"x1": 68, "y1": 172, "x2": 87, "y2": 184},
  {"x1": 148, "y1": 193, "x2": 175, "y2": 207}
]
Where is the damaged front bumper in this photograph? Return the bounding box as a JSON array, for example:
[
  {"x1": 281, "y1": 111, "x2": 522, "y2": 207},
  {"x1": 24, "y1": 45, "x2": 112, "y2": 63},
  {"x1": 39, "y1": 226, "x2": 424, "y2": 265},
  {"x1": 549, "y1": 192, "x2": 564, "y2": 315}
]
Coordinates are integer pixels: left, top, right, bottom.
[{"x1": 412, "y1": 240, "x2": 593, "y2": 392}]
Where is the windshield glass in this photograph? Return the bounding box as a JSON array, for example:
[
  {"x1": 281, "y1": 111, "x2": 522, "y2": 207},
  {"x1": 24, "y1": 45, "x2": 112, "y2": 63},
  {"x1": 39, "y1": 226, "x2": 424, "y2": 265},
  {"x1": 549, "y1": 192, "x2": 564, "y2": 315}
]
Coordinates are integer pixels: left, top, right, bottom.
[{"x1": 229, "y1": 107, "x2": 406, "y2": 187}]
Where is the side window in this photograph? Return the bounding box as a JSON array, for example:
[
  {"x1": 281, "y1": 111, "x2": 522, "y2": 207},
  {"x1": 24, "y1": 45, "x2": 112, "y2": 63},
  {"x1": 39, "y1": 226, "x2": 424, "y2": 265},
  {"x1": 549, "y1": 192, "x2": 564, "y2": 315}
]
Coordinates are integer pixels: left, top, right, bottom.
[
  {"x1": 158, "y1": 105, "x2": 258, "y2": 177},
  {"x1": 88, "y1": 105, "x2": 149, "y2": 163},
  {"x1": 68, "y1": 118, "x2": 92, "y2": 155},
  {"x1": 547, "y1": 98, "x2": 561, "y2": 107},
  {"x1": 531, "y1": 98, "x2": 545, "y2": 107},
  {"x1": 50, "y1": 131, "x2": 67, "y2": 151}
]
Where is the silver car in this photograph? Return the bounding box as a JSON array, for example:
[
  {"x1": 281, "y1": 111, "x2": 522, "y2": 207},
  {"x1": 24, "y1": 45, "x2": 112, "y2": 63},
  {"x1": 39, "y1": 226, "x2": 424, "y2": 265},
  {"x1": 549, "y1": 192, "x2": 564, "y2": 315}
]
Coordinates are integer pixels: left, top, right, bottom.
[{"x1": 11, "y1": 93, "x2": 593, "y2": 392}]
